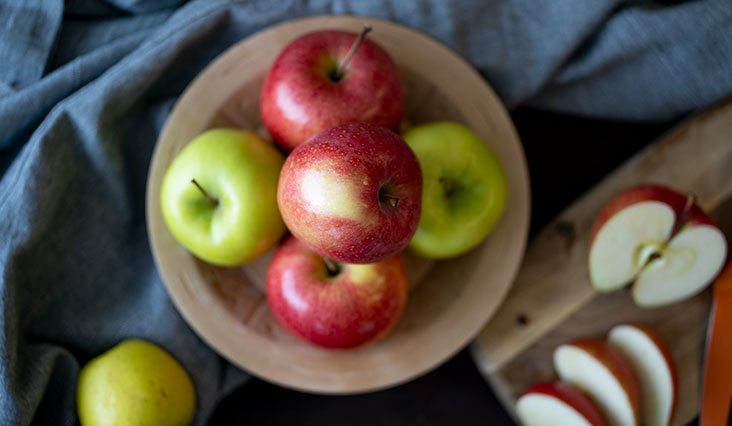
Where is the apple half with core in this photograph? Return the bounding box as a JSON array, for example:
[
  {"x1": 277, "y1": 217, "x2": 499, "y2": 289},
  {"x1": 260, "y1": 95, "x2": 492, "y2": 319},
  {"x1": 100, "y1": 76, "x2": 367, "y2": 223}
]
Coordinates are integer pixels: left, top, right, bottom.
[
  {"x1": 608, "y1": 324, "x2": 678, "y2": 426},
  {"x1": 517, "y1": 381, "x2": 607, "y2": 426},
  {"x1": 277, "y1": 122, "x2": 422, "y2": 264},
  {"x1": 160, "y1": 129, "x2": 286, "y2": 266},
  {"x1": 554, "y1": 339, "x2": 641, "y2": 426},
  {"x1": 402, "y1": 121, "x2": 507, "y2": 258},
  {"x1": 589, "y1": 184, "x2": 727, "y2": 308},
  {"x1": 266, "y1": 235, "x2": 408, "y2": 349},
  {"x1": 260, "y1": 26, "x2": 404, "y2": 151}
]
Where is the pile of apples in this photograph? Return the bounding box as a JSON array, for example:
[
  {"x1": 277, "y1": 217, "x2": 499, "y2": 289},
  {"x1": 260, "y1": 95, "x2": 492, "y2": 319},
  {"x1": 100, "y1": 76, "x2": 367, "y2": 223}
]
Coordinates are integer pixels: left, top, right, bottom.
[
  {"x1": 518, "y1": 323, "x2": 678, "y2": 426},
  {"x1": 160, "y1": 26, "x2": 507, "y2": 348}
]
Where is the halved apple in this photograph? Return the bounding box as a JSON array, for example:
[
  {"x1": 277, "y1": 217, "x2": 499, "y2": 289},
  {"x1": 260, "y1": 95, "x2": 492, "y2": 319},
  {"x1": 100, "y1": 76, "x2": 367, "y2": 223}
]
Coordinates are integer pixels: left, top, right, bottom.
[
  {"x1": 517, "y1": 381, "x2": 607, "y2": 426},
  {"x1": 608, "y1": 324, "x2": 678, "y2": 426},
  {"x1": 589, "y1": 184, "x2": 727, "y2": 307},
  {"x1": 554, "y1": 339, "x2": 641, "y2": 426}
]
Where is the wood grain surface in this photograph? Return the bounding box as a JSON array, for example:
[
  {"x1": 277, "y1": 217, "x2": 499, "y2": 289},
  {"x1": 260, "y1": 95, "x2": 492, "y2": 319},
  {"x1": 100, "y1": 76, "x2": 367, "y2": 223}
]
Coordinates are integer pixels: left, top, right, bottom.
[{"x1": 471, "y1": 98, "x2": 732, "y2": 425}]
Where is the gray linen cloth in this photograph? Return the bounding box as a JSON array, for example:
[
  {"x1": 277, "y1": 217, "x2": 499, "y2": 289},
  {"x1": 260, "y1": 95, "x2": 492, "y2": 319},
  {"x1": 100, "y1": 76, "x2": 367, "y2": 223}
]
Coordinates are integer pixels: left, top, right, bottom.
[{"x1": 0, "y1": 0, "x2": 730, "y2": 424}]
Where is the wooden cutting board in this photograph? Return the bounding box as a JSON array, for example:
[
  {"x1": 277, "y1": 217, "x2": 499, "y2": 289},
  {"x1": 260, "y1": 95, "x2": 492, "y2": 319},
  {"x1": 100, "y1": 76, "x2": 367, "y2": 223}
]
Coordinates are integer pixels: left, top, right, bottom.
[{"x1": 471, "y1": 97, "x2": 732, "y2": 425}]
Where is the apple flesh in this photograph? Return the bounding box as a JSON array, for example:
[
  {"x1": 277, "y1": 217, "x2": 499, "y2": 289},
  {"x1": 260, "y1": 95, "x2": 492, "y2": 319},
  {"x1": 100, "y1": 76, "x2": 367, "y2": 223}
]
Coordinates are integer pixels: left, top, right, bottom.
[
  {"x1": 554, "y1": 339, "x2": 641, "y2": 426},
  {"x1": 588, "y1": 184, "x2": 727, "y2": 307},
  {"x1": 260, "y1": 29, "x2": 404, "y2": 151},
  {"x1": 160, "y1": 129, "x2": 286, "y2": 266},
  {"x1": 277, "y1": 122, "x2": 422, "y2": 264},
  {"x1": 266, "y1": 235, "x2": 408, "y2": 349},
  {"x1": 517, "y1": 381, "x2": 607, "y2": 426},
  {"x1": 403, "y1": 121, "x2": 507, "y2": 259},
  {"x1": 632, "y1": 202, "x2": 727, "y2": 307},
  {"x1": 608, "y1": 324, "x2": 678, "y2": 426}
]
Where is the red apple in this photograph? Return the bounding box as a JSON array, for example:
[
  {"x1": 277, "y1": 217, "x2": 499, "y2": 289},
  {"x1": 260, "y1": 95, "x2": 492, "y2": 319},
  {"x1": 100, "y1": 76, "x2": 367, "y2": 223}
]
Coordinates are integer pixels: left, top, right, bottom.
[
  {"x1": 589, "y1": 184, "x2": 727, "y2": 307},
  {"x1": 554, "y1": 338, "x2": 641, "y2": 426},
  {"x1": 266, "y1": 235, "x2": 408, "y2": 349},
  {"x1": 260, "y1": 26, "x2": 404, "y2": 151},
  {"x1": 277, "y1": 122, "x2": 422, "y2": 264},
  {"x1": 517, "y1": 381, "x2": 607, "y2": 426},
  {"x1": 608, "y1": 324, "x2": 678, "y2": 426}
]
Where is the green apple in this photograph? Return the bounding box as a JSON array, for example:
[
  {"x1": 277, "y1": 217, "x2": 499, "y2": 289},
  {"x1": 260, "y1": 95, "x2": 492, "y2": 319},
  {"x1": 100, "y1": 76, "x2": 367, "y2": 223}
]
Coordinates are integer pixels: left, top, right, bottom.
[
  {"x1": 403, "y1": 121, "x2": 507, "y2": 258},
  {"x1": 160, "y1": 128, "x2": 285, "y2": 266},
  {"x1": 77, "y1": 339, "x2": 195, "y2": 426}
]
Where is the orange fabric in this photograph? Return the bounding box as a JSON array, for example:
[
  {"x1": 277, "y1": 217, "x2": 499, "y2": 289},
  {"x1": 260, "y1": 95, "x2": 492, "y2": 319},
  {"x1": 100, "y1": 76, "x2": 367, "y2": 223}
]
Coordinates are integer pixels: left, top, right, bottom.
[{"x1": 701, "y1": 261, "x2": 732, "y2": 426}]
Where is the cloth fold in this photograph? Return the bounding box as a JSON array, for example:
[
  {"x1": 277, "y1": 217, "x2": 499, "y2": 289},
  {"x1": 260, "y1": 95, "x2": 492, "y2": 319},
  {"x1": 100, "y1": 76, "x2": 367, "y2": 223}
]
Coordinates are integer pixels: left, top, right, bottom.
[{"x1": 1, "y1": 0, "x2": 730, "y2": 424}]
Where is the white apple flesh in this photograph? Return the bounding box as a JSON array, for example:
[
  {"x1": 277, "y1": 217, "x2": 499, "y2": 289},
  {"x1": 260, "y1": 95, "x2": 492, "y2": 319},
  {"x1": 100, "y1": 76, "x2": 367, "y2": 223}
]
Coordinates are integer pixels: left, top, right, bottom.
[
  {"x1": 589, "y1": 201, "x2": 675, "y2": 292},
  {"x1": 589, "y1": 184, "x2": 727, "y2": 308},
  {"x1": 633, "y1": 212, "x2": 727, "y2": 307},
  {"x1": 554, "y1": 339, "x2": 641, "y2": 426},
  {"x1": 608, "y1": 324, "x2": 678, "y2": 426},
  {"x1": 517, "y1": 381, "x2": 607, "y2": 426}
]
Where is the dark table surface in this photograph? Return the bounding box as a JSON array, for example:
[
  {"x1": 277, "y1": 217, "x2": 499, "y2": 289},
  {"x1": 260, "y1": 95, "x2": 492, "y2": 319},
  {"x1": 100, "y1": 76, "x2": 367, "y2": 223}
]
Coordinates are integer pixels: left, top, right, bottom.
[{"x1": 209, "y1": 107, "x2": 693, "y2": 426}]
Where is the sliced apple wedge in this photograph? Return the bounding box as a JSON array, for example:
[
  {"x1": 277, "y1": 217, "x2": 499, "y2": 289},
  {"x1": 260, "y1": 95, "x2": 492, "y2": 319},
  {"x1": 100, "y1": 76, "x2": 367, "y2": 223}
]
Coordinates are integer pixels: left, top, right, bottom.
[
  {"x1": 517, "y1": 381, "x2": 607, "y2": 426},
  {"x1": 554, "y1": 339, "x2": 641, "y2": 426},
  {"x1": 608, "y1": 324, "x2": 678, "y2": 426},
  {"x1": 589, "y1": 184, "x2": 727, "y2": 307}
]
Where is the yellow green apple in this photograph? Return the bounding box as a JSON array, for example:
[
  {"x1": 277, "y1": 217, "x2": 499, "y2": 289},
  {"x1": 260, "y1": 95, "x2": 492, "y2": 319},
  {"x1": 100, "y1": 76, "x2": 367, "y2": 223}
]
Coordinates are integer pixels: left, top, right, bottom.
[
  {"x1": 403, "y1": 121, "x2": 507, "y2": 258},
  {"x1": 76, "y1": 339, "x2": 195, "y2": 426},
  {"x1": 160, "y1": 128, "x2": 286, "y2": 266}
]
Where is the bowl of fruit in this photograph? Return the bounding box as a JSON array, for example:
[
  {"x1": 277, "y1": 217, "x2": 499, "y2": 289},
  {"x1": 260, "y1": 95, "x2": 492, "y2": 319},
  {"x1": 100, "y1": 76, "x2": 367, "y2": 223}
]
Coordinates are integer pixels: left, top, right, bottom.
[{"x1": 146, "y1": 15, "x2": 530, "y2": 393}]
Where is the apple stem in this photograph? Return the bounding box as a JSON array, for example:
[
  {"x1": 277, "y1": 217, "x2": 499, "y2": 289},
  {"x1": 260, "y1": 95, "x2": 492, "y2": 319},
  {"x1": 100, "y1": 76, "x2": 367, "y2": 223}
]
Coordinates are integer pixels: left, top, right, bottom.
[
  {"x1": 380, "y1": 194, "x2": 408, "y2": 208},
  {"x1": 670, "y1": 192, "x2": 698, "y2": 237},
  {"x1": 682, "y1": 193, "x2": 697, "y2": 218},
  {"x1": 440, "y1": 177, "x2": 455, "y2": 196},
  {"x1": 334, "y1": 24, "x2": 372, "y2": 79},
  {"x1": 191, "y1": 179, "x2": 218, "y2": 206},
  {"x1": 323, "y1": 258, "x2": 340, "y2": 276}
]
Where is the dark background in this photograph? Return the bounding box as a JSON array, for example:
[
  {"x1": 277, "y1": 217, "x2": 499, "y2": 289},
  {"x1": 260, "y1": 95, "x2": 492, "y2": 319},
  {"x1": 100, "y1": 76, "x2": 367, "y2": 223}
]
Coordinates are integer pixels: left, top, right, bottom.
[{"x1": 209, "y1": 107, "x2": 690, "y2": 426}]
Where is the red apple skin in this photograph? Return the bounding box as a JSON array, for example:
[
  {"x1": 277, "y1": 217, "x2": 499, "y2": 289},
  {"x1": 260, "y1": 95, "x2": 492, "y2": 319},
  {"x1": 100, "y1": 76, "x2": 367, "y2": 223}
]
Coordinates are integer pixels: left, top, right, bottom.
[
  {"x1": 589, "y1": 184, "x2": 688, "y2": 245},
  {"x1": 521, "y1": 381, "x2": 608, "y2": 426},
  {"x1": 567, "y1": 338, "x2": 642, "y2": 424},
  {"x1": 266, "y1": 235, "x2": 408, "y2": 349},
  {"x1": 614, "y1": 323, "x2": 679, "y2": 424},
  {"x1": 260, "y1": 30, "x2": 404, "y2": 151},
  {"x1": 277, "y1": 123, "x2": 422, "y2": 264},
  {"x1": 684, "y1": 202, "x2": 720, "y2": 228}
]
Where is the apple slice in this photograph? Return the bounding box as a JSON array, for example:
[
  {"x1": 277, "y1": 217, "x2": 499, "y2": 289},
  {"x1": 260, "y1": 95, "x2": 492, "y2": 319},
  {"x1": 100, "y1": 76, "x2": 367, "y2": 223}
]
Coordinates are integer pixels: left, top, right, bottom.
[
  {"x1": 589, "y1": 185, "x2": 683, "y2": 292},
  {"x1": 517, "y1": 381, "x2": 607, "y2": 426},
  {"x1": 632, "y1": 204, "x2": 727, "y2": 307},
  {"x1": 589, "y1": 184, "x2": 727, "y2": 307},
  {"x1": 608, "y1": 324, "x2": 678, "y2": 426},
  {"x1": 554, "y1": 339, "x2": 641, "y2": 426}
]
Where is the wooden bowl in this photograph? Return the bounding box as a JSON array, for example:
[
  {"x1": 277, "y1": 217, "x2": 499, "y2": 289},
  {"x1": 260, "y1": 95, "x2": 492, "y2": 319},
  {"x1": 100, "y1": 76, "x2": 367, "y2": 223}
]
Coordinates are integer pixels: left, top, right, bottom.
[{"x1": 146, "y1": 16, "x2": 530, "y2": 394}]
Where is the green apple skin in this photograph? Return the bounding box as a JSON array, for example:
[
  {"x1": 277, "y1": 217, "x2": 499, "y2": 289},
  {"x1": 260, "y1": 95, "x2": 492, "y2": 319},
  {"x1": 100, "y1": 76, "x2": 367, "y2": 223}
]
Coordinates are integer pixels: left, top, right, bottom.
[
  {"x1": 77, "y1": 340, "x2": 195, "y2": 426},
  {"x1": 160, "y1": 129, "x2": 286, "y2": 266},
  {"x1": 403, "y1": 122, "x2": 507, "y2": 259}
]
